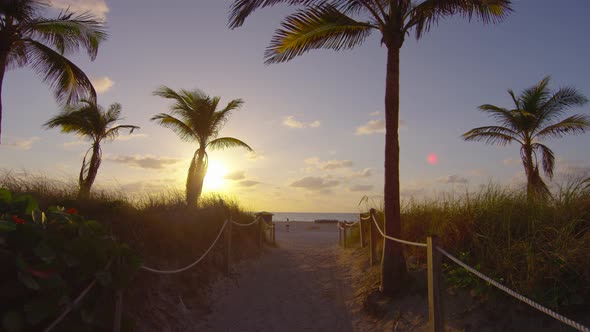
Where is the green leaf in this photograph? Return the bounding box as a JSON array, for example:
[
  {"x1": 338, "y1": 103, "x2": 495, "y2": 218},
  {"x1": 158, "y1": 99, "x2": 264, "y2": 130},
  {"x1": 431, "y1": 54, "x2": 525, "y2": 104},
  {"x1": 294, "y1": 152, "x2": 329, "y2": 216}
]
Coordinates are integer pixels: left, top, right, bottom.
[
  {"x1": 24, "y1": 298, "x2": 57, "y2": 325},
  {"x1": 0, "y1": 220, "x2": 17, "y2": 232},
  {"x1": 18, "y1": 272, "x2": 40, "y2": 291},
  {"x1": 2, "y1": 311, "x2": 23, "y2": 332},
  {"x1": 34, "y1": 243, "x2": 56, "y2": 263},
  {"x1": 0, "y1": 188, "x2": 12, "y2": 203}
]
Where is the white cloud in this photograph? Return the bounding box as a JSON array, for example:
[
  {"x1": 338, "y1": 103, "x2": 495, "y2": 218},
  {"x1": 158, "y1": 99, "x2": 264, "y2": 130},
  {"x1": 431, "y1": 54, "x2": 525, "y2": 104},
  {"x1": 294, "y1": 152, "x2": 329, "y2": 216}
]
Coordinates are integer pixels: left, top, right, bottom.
[
  {"x1": 105, "y1": 155, "x2": 182, "y2": 169},
  {"x1": 225, "y1": 170, "x2": 246, "y2": 181},
  {"x1": 503, "y1": 158, "x2": 521, "y2": 166},
  {"x1": 350, "y1": 168, "x2": 373, "y2": 178},
  {"x1": 115, "y1": 133, "x2": 147, "y2": 141},
  {"x1": 90, "y1": 76, "x2": 114, "y2": 94},
  {"x1": 246, "y1": 151, "x2": 264, "y2": 161},
  {"x1": 305, "y1": 157, "x2": 353, "y2": 170},
  {"x1": 439, "y1": 175, "x2": 469, "y2": 184},
  {"x1": 240, "y1": 180, "x2": 260, "y2": 187},
  {"x1": 370, "y1": 111, "x2": 381, "y2": 117},
  {"x1": 355, "y1": 119, "x2": 385, "y2": 135},
  {"x1": 283, "y1": 116, "x2": 321, "y2": 129},
  {"x1": 290, "y1": 176, "x2": 339, "y2": 190},
  {"x1": 50, "y1": 0, "x2": 110, "y2": 21},
  {"x1": 1, "y1": 137, "x2": 40, "y2": 150}
]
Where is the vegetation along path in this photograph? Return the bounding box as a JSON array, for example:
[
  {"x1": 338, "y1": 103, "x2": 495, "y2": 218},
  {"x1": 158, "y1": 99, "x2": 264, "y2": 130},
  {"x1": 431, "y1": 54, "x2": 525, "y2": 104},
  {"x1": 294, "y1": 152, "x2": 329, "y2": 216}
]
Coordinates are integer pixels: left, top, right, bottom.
[{"x1": 196, "y1": 222, "x2": 364, "y2": 331}]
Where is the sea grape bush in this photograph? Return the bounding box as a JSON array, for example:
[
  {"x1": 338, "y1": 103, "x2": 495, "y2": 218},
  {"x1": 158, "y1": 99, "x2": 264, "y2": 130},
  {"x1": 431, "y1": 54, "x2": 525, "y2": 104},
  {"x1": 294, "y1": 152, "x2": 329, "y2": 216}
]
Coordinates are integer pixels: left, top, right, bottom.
[{"x1": 0, "y1": 188, "x2": 140, "y2": 332}]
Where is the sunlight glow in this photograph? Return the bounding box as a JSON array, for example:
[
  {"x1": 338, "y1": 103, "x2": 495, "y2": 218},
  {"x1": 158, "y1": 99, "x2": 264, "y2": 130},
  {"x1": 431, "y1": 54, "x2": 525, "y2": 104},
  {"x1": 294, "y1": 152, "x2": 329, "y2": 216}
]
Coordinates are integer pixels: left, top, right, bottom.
[{"x1": 203, "y1": 159, "x2": 227, "y2": 192}]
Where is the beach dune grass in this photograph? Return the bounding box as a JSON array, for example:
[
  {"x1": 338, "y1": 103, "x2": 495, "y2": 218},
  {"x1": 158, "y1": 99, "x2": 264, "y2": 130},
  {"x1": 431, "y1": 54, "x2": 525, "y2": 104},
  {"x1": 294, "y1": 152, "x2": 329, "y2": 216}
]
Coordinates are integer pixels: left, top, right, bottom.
[{"x1": 360, "y1": 179, "x2": 590, "y2": 311}]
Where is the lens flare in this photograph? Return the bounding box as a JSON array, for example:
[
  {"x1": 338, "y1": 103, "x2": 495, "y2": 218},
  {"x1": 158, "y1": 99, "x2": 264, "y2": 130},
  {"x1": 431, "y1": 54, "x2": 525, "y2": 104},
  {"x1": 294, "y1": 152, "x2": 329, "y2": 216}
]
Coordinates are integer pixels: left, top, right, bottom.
[{"x1": 427, "y1": 153, "x2": 439, "y2": 165}]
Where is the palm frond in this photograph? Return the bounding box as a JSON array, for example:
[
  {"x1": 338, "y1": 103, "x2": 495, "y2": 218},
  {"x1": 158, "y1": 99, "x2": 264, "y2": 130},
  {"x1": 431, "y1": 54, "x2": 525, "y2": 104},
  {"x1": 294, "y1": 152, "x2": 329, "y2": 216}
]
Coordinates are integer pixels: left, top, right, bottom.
[
  {"x1": 462, "y1": 126, "x2": 518, "y2": 145},
  {"x1": 44, "y1": 107, "x2": 97, "y2": 139},
  {"x1": 521, "y1": 76, "x2": 551, "y2": 114},
  {"x1": 477, "y1": 104, "x2": 520, "y2": 129},
  {"x1": 538, "y1": 86, "x2": 589, "y2": 124},
  {"x1": 104, "y1": 125, "x2": 140, "y2": 141},
  {"x1": 532, "y1": 143, "x2": 555, "y2": 179},
  {"x1": 210, "y1": 98, "x2": 244, "y2": 133},
  {"x1": 228, "y1": 0, "x2": 322, "y2": 28},
  {"x1": 26, "y1": 11, "x2": 107, "y2": 59},
  {"x1": 150, "y1": 113, "x2": 198, "y2": 143},
  {"x1": 24, "y1": 39, "x2": 96, "y2": 104},
  {"x1": 535, "y1": 115, "x2": 590, "y2": 139},
  {"x1": 408, "y1": 0, "x2": 512, "y2": 39},
  {"x1": 207, "y1": 137, "x2": 254, "y2": 151},
  {"x1": 265, "y1": 4, "x2": 374, "y2": 64},
  {"x1": 0, "y1": 0, "x2": 45, "y2": 21}
]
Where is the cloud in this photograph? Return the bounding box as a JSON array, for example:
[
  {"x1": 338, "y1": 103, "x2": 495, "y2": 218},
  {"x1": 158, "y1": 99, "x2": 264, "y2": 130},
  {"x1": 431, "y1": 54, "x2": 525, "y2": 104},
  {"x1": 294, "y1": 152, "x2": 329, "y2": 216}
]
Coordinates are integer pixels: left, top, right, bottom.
[
  {"x1": 246, "y1": 151, "x2": 264, "y2": 161},
  {"x1": 503, "y1": 158, "x2": 521, "y2": 166},
  {"x1": 350, "y1": 184, "x2": 374, "y2": 192},
  {"x1": 370, "y1": 111, "x2": 381, "y2": 117},
  {"x1": 90, "y1": 76, "x2": 114, "y2": 94},
  {"x1": 305, "y1": 157, "x2": 353, "y2": 170},
  {"x1": 290, "y1": 176, "x2": 339, "y2": 190},
  {"x1": 351, "y1": 168, "x2": 373, "y2": 178},
  {"x1": 225, "y1": 170, "x2": 246, "y2": 181},
  {"x1": 105, "y1": 155, "x2": 182, "y2": 169},
  {"x1": 1, "y1": 137, "x2": 39, "y2": 150},
  {"x1": 240, "y1": 180, "x2": 260, "y2": 187},
  {"x1": 439, "y1": 175, "x2": 468, "y2": 184},
  {"x1": 355, "y1": 119, "x2": 385, "y2": 135},
  {"x1": 283, "y1": 115, "x2": 321, "y2": 129},
  {"x1": 50, "y1": 0, "x2": 110, "y2": 21},
  {"x1": 469, "y1": 169, "x2": 488, "y2": 177},
  {"x1": 115, "y1": 133, "x2": 147, "y2": 141}
]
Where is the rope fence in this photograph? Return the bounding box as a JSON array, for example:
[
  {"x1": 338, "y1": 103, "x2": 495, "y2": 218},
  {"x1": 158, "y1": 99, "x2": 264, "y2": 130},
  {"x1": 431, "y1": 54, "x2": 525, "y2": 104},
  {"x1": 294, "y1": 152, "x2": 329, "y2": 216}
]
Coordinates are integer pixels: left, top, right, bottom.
[
  {"x1": 43, "y1": 206, "x2": 274, "y2": 331},
  {"x1": 349, "y1": 209, "x2": 590, "y2": 332}
]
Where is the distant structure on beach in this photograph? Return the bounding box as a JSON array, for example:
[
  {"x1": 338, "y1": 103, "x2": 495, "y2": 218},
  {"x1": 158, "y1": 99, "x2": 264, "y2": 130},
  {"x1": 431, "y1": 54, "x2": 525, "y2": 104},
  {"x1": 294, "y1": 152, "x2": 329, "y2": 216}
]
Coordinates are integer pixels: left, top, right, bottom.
[{"x1": 313, "y1": 219, "x2": 339, "y2": 224}]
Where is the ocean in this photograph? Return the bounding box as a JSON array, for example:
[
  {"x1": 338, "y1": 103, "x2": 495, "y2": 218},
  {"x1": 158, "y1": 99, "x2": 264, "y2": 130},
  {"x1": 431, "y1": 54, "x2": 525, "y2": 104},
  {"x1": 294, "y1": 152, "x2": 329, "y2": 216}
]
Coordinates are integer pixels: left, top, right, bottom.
[{"x1": 270, "y1": 212, "x2": 360, "y2": 222}]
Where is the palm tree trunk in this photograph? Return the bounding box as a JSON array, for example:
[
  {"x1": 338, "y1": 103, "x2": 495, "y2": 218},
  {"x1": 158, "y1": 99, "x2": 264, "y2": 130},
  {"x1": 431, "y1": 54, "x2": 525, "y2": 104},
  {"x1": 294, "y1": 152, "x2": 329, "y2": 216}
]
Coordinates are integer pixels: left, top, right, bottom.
[
  {"x1": 186, "y1": 148, "x2": 207, "y2": 206},
  {"x1": 522, "y1": 144, "x2": 535, "y2": 199},
  {"x1": 381, "y1": 45, "x2": 407, "y2": 295},
  {"x1": 78, "y1": 143, "x2": 101, "y2": 199}
]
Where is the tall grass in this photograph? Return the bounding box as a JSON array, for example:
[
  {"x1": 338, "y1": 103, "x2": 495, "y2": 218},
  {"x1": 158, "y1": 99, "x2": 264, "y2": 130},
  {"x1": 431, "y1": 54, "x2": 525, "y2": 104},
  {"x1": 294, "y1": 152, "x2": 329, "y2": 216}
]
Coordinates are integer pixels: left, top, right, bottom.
[
  {"x1": 361, "y1": 177, "x2": 590, "y2": 311},
  {"x1": 0, "y1": 171, "x2": 262, "y2": 328}
]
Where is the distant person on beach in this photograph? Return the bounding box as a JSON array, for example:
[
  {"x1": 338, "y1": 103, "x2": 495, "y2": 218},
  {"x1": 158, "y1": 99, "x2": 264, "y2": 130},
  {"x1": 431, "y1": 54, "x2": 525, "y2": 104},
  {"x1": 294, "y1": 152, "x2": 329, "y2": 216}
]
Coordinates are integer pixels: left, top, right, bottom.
[{"x1": 286, "y1": 218, "x2": 290, "y2": 232}]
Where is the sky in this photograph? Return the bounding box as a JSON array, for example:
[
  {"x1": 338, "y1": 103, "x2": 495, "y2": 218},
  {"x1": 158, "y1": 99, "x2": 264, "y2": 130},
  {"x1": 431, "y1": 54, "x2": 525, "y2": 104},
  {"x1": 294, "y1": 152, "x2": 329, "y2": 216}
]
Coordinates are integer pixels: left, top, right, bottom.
[{"x1": 2, "y1": 0, "x2": 590, "y2": 212}]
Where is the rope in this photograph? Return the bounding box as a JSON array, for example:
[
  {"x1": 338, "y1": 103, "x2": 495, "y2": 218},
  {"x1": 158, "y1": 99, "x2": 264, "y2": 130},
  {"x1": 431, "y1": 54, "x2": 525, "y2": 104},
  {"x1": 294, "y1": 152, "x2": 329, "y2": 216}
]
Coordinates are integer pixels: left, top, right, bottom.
[
  {"x1": 140, "y1": 219, "x2": 229, "y2": 274},
  {"x1": 343, "y1": 220, "x2": 359, "y2": 227},
  {"x1": 44, "y1": 279, "x2": 97, "y2": 332},
  {"x1": 45, "y1": 260, "x2": 114, "y2": 332},
  {"x1": 231, "y1": 217, "x2": 260, "y2": 227},
  {"x1": 360, "y1": 215, "x2": 371, "y2": 221},
  {"x1": 436, "y1": 246, "x2": 590, "y2": 332},
  {"x1": 370, "y1": 214, "x2": 427, "y2": 248}
]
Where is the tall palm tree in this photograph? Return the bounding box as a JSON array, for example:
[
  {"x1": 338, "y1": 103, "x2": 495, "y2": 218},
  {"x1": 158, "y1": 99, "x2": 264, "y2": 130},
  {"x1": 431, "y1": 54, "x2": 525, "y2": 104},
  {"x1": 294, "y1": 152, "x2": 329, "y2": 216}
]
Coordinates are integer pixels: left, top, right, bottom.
[
  {"x1": 229, "y1": 0, "x2": 512, "y2": 294},
  {"x1": 44, "y1": 100, "x2": 139, "y2": 199},
  {"x1": 151, "y1": 86, "x2": 253, "y2": 206},
  {"x1": 463, "y1": 76, "x2": 589, "y2": 198},
  {"x1": 0, "y1": 0, "x2": 107, "y2": 142}
]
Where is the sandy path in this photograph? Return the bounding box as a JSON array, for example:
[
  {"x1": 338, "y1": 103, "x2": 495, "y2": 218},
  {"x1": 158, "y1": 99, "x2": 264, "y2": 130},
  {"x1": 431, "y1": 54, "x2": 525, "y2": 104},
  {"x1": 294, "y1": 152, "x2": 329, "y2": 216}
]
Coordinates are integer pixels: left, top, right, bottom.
[{"x1": 197, "y1": 222, "x2": 357, "y2": 332}]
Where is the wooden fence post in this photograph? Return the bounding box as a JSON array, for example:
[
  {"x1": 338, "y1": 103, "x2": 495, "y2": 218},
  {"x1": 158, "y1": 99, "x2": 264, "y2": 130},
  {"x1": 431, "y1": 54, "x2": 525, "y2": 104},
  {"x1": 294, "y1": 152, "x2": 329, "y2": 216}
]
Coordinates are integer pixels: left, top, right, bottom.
[
  {"x1": 369, "y1": 209, "x2": 378, "y2": 265},
  {"x1": 224, "y1": 217, "x2": 232, "y2": 276},
  {"x1": 427, "y1": 236, "x2": 443, "y2": 332},
  {"x1": 359, "y1": 214, "x2": 365, "y2": 248},
  {"x1": 113, "y1": 290, "x2": 123, "y2": 332},
  {"x1": 271, "y1": 222, "x2": 275, "y2": 245},
  {"x1": 343, "y1": 224, "x2": 348, "y2": 248},
  {"x1": 338, "y1": 223, "x2": 342, "y2": 246}
]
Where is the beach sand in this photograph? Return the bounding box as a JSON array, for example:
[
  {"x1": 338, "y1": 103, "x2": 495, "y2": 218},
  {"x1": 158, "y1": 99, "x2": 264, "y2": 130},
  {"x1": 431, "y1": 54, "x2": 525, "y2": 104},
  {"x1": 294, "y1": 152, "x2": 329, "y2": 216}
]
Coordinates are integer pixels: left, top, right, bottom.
[{"x1": 195, "y1": 221, "x2": 370, "y2": 331}]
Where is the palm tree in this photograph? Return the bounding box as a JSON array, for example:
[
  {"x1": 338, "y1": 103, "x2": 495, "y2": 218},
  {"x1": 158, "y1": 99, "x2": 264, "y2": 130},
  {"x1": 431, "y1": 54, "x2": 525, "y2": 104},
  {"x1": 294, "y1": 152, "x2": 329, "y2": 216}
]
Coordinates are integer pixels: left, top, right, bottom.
[
  {"x1": 463, "y1": 76, "x2": 589, "y2": 198},
  {"x1": 44, "y1": 100, "x2": 139, "y2": 199},
  {"x1": 0, "y1": 0, "x2": 107, "y2": 142},
  {"x1": 151, "y1": 86, "x2": 253, "y2": 206},
  {"x1": 229, "y1": 0, "x2": 512, "y2": 294}
]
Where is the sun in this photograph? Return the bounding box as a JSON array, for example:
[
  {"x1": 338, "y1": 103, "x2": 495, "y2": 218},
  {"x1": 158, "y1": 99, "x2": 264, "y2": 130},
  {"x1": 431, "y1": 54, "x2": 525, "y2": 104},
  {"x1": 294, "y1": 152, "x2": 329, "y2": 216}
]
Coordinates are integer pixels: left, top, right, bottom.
[{"x1": 203, "y1": 159, "x2": 227, "y2": 192}]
